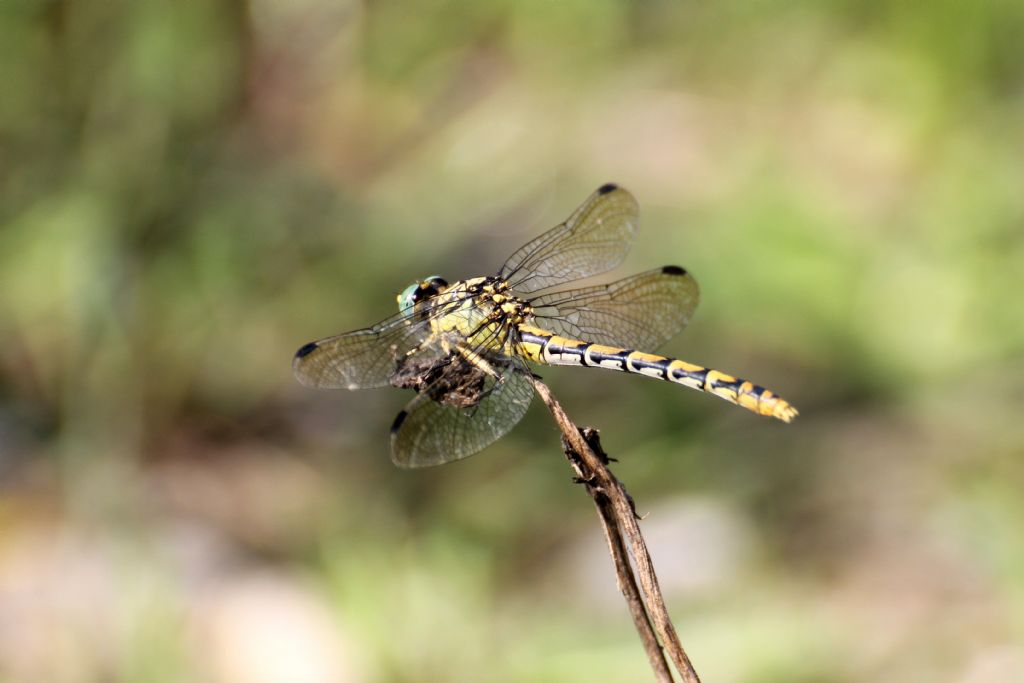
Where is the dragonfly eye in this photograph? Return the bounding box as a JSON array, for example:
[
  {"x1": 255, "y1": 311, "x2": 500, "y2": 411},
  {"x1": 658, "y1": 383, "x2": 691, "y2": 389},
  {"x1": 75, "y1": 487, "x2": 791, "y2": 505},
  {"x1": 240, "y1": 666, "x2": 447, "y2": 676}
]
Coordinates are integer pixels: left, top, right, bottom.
[
  {"x1": 397, "y1": 276, "x2": 448, "y2": 313},
  {"x1": 397, "y1": 283, "x2": 419, "y2": 313}
]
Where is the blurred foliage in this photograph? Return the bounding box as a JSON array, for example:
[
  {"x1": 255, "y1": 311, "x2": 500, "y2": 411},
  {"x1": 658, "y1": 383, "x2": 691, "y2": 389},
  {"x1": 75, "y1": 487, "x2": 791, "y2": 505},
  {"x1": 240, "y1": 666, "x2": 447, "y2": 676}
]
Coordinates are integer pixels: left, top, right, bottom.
[{"x1": 1, "y1": 1, "x2": 1024, "y2": 682}]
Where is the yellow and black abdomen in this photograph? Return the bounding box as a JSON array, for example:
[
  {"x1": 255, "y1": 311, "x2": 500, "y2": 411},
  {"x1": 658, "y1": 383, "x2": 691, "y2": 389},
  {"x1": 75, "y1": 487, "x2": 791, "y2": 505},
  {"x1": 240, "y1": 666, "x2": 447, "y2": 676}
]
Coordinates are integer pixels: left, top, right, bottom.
[{"x1": 517, "y1": 324, "x2": 797, "y2": 423}]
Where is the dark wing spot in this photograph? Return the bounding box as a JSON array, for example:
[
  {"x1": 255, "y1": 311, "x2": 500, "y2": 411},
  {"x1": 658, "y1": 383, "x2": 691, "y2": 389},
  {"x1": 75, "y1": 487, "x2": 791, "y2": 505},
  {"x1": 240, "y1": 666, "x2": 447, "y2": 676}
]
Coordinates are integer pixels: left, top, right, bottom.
[
  {"x1": 661, "y1": 265, "x2": 687, "y2": 276},
  {"x1": 295, "y1": 341, "x2": 319, "y2": 359},
  {"x1": 597, "y1": 182, "x2": 618, "y2": 195},
  {"x1": 390, "y1": 410, "x2": 409, "y2": 434}
]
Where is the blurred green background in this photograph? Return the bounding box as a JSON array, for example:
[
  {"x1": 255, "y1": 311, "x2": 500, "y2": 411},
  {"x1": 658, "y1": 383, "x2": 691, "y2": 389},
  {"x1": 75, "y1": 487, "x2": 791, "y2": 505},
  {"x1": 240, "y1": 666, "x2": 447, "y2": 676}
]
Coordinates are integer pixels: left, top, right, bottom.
[{"x1": 2, "y1": 1, "x2": 1023, "y2": 681}]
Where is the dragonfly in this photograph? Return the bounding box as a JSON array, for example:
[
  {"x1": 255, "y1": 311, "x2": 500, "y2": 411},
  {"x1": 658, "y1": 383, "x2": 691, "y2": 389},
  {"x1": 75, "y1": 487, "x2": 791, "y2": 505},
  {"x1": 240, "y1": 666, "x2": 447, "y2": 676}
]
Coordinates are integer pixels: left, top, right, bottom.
[{"x1": 294, "y1": 183, "x2": 797, "y2": 468}]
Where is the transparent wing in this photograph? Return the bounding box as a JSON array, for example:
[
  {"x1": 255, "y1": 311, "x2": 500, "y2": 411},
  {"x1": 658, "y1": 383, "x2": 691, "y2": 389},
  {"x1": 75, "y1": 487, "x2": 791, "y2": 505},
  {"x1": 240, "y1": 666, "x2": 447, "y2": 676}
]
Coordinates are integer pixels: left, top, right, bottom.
[
  {"x1": 499, "y1": 183, "x2": 639, "y2": 294},
  {"x1": 292, "y1": 311, "x2": 430, "y2": 390},
  {"x1": 528, "y1": 266, "x2": 700, "y2": 350},
  {"x1": 292, "y1": 295, "x2": 470, "y2": 390},
  {"x1": 390, "y1": 358, "x2": 534, "y2": 468}
]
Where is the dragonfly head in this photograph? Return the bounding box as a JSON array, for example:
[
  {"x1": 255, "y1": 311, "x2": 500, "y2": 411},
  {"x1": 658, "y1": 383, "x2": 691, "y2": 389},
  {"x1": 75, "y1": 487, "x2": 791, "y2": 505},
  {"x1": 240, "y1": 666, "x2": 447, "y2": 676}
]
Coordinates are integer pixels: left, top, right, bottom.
[{"x1": 397, "y1": 275, "x2": 449, "y2": 313}]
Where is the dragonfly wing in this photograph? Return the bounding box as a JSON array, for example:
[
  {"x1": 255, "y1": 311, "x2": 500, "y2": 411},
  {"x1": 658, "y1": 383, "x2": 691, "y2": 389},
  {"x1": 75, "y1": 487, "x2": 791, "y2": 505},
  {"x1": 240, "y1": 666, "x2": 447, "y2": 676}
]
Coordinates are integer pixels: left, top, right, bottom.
[
  {"x1": 528, "y1": 266, "x2": 700, "y2": 350},
  {"x1": 292, "y1": 309, "x2": 437, "y2": 390},
  {"x1": 499, "y1": 184, "x2": 639, "y2": 294},
  {"x1": 390, "y1": 359, "x2": 534, "y2": 468}
]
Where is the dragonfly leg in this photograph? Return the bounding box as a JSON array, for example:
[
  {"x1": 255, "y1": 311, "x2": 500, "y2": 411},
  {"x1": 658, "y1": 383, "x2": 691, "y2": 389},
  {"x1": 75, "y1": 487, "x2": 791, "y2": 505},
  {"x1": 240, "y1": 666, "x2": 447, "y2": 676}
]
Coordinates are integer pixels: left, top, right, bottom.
[
  {"x1": 456, "y1": 345, "x2": 504, "y2": 381},
  {"x1": 395, "y1": 333, "x2": 438, "y2": 362}
]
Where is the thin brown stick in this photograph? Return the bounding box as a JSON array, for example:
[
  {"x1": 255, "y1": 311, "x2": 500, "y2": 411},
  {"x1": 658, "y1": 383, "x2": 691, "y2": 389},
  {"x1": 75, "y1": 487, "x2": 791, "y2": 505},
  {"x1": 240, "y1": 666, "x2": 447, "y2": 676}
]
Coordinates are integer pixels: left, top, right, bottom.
[
  {"x1": 531, "y1": 376, "x2": 701, "y2": 683},
  {"x1": 592, "y1": 486, "x2": 674, "y2": 682}
]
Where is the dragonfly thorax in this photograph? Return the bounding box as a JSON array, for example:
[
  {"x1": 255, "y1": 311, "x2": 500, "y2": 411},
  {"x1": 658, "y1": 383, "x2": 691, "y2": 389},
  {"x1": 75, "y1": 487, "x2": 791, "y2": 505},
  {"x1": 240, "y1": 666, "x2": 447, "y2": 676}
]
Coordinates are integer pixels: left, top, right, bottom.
[{"x1": 426, "y1": 276, "x2": 534, "y2": 354}]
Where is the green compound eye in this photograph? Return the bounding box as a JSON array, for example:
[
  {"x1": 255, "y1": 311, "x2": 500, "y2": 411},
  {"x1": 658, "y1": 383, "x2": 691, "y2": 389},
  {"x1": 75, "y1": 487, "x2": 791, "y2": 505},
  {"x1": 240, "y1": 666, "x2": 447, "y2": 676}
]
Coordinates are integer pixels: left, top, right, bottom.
[
  {"x1": 397, "y1": 282, "x2": 420, "y2": 313},
  {"x1": 397, "y1": 276, "x2": 447, "y2": 313}
]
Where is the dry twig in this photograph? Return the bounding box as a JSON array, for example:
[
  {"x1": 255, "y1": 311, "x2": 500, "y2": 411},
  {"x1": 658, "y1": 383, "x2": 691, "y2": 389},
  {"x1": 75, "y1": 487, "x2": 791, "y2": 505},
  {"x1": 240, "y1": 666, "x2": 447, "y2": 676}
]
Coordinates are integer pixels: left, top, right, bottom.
[{"x1": 530, "y1": 376, "x2": 701, "y2": 683}]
